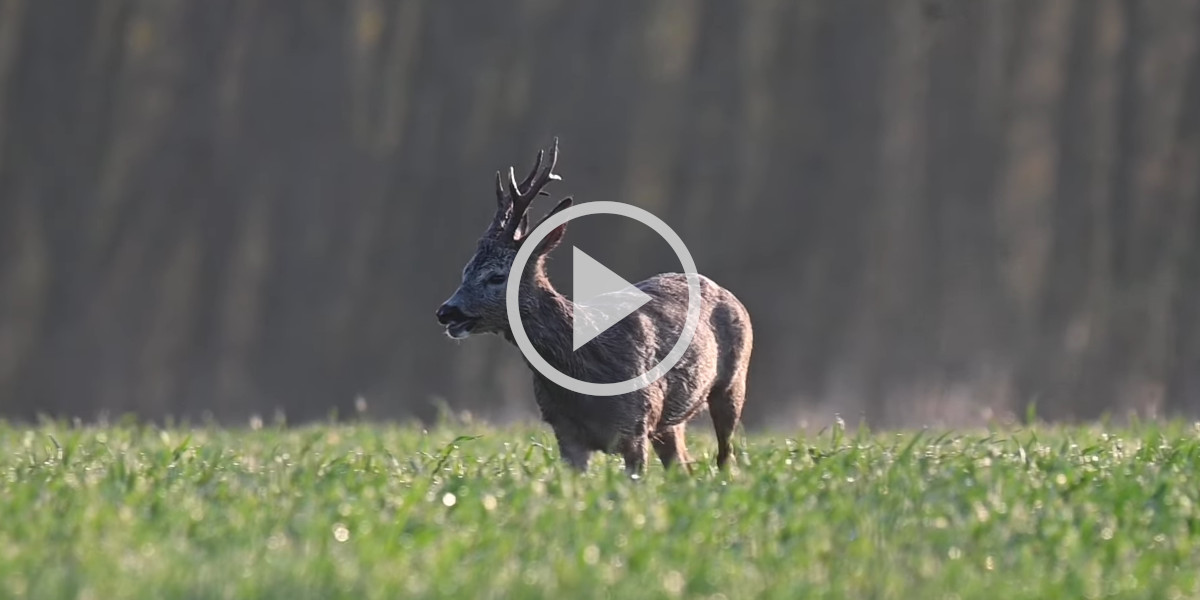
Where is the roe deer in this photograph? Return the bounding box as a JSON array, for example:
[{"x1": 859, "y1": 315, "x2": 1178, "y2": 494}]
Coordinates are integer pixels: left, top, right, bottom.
[{"x1": 436, "y1": 139, "x2": 753, "y2": 475}]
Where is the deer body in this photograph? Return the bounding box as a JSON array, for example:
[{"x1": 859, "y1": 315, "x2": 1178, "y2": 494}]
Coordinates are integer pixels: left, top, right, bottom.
[{"x1": 437, "y1": 139, "x2": 752, "y2": 475}]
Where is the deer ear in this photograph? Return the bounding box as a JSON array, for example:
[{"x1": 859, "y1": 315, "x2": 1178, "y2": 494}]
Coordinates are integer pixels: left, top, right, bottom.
[{"x1": 532, "y1": 197, "x2": 573, "y2": 256}]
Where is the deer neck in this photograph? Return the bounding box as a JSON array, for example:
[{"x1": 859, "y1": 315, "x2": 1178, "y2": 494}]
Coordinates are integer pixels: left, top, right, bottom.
[{"x1": 505, "y1": 266, "x2": 579, "y2": 375}]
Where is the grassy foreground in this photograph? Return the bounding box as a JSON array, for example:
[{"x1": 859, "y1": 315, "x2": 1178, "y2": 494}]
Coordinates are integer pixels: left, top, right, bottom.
[{"x1": 1, "y1": 420, "x2": 1199, "y2": 599}]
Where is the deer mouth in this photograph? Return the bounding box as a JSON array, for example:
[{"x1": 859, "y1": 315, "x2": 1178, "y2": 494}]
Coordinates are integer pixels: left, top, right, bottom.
[{"x1": 445, "y1": 318, "x2": 479, "y2": 339}]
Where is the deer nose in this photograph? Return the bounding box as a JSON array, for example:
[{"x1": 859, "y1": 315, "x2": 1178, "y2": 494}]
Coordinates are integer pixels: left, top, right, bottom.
[{"x1": 436, "y1": 302, "x2": 462, "y2": 325}]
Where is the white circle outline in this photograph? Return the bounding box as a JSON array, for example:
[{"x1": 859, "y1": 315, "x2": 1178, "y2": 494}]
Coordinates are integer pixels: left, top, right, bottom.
[{"x1": 506, "y1": 201, "x2": 702, "y2": 396}]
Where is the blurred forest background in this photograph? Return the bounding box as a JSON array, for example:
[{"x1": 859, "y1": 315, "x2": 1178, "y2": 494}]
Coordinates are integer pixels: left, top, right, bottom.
[{"x1": 1, "y1": 0, "x2": 1199, "y2": 429}]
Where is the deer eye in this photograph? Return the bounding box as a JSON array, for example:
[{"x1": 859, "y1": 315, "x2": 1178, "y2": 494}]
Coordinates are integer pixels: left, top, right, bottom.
[{"x1": 486, "y1": 273, "x2": 507, "y2": 286}]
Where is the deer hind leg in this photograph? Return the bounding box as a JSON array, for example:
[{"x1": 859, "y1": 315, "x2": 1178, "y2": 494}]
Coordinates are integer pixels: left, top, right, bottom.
[
  {"x1": 651, "y1": 424, "x2": 694, "y2": 473},
  {"x1": 708, "y1": 377, "x2": 746, "y2": 470}
]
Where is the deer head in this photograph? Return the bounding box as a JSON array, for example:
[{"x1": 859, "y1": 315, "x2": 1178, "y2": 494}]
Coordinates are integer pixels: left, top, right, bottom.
[{"x1": 436, "y1": 138, "x2": 574, "y2": 339}]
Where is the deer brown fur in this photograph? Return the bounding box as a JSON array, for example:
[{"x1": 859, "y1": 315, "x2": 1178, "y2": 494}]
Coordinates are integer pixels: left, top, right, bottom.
[{"x1": 436, "y1": 139, "x2": 753, "y2": 475}]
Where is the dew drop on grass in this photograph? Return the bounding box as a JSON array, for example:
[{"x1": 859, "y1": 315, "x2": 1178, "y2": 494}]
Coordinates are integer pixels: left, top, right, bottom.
[
  {"x1": 973, "y1": 503, "x2": 990, "y2": 523},
  {"x1": 333, "y1": 524, "x2": 350, "y2": 543},
  {"x1": 662, "y1": 570, "x2": 685, "y2": 596}
]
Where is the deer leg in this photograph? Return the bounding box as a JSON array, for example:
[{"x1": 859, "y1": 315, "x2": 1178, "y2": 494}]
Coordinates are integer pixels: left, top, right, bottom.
[
  {"x1": 708, "y1": 379, "x2": 746, "y2": 470},
  {"x1": 621, "y1": 429, "x2": 649, "y2": 478},
  {"x1": 650, "y1": 429, "x2": 678, "y2": 468},
  {"x1": 558, "y1": 442, "x2": 591, "y2": 472},
  {"x1": 675, "y1": 425, "x2": 695, "y2": 475},
  {"x1": 551, "y1": 426, "x2": 591, "y2": 472},
  {"x1": 652, "y1": 424, "x2": 693, "y2": 474}
]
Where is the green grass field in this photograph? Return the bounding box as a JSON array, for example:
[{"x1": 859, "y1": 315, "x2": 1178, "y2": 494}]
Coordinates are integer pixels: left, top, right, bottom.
[{"x1": 2, "y1": 419, "x2": 1198, "y2": 599}]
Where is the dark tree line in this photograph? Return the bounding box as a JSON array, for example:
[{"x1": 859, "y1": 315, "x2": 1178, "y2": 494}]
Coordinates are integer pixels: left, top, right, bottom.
[{"x1": 0, "y1": 0, "x2": 1198, "y2": 428}]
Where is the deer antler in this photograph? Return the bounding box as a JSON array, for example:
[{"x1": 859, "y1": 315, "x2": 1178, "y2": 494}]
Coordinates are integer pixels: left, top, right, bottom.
[{"x1": 494, "y1": 138, "x2": 561, "y2": 241}]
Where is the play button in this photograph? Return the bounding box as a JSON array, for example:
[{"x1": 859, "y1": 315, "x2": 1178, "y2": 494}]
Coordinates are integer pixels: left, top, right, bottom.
[
  {"x1": 571, "y1": 247, "x2": 653, "y2": 351},
  {"x1": 507, "y1": 201, "x2": 702, "y2": 396}
]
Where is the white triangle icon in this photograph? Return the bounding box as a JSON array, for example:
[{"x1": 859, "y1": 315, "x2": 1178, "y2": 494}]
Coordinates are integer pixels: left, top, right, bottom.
[{"x1": 571, "y1": 247, "x2": 653, "y2": 351}]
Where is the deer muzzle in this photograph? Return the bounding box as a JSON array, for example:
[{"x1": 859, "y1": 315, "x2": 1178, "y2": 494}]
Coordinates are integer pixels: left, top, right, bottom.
[{"x1": 436, "y1": 300, "x2": 478, "y2": 339}]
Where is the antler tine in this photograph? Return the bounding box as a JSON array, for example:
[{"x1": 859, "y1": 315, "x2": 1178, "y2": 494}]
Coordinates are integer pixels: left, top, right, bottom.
[
  {"x1": 527, "y1": 138, "x2": 561, "y2": 190},
  {"x1": 544, "y1": 137, "x2": 560, "y2": 182},
  {"x1": 531, "y1": 137, "x2": 560, "y2": 185},
  {"x1": 494, "y1": 171, "x2": 507, "y2": 210},
  {"x1": 517, "y1": 149, "x2": 544, "y2": 192},
  {"x1": 506, "y1": 166, "x2": 532, "y2": 223},
  {"x1": 522, "y1": 139, "x2": 561, "y2": 194},
  {"x1": 500, "y1": 138, "x2": 564, "y2": 240},
  {"x1": 503, "y1": 167, "x2": 539, "y2": 240}
]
